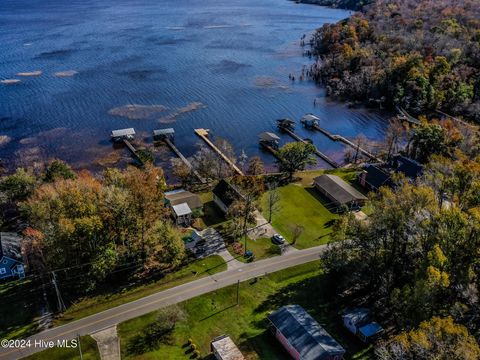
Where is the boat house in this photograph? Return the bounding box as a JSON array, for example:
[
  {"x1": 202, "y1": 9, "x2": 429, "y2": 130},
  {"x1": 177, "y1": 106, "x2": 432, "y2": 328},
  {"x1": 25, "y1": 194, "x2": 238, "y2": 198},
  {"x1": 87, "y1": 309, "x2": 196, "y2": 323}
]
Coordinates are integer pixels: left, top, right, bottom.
[
  {"x1": 111, "y1": 128, "x2": 135, "y2": 142},
  {"x1": 268, "y1": 305, "x2": 346, "y2": 360}
]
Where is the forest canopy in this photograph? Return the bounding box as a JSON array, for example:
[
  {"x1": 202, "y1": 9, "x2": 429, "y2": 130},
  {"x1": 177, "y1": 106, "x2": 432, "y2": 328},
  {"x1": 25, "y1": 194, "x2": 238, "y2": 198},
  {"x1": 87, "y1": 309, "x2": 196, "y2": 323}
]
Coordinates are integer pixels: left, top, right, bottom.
[{"x1": 309, "y1": 0, "x2": 480, "y2": 122}]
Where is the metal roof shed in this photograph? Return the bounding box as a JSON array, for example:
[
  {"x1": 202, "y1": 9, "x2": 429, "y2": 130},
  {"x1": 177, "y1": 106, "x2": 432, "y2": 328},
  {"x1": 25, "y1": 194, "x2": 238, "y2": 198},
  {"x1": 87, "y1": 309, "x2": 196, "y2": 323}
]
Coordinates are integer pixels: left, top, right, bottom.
[
  {"x1": 172, "y1": 203, "x2": 192, "y2": 217},
  {"x1": 211, "y1": 335, "x2": 244, "y2": 360},
  {"x1": 314, "y1": 174, "x2": 367, "y2": 208},
  {"x1": 268, "y1": 305, "x2": 346, "y2": 360}
]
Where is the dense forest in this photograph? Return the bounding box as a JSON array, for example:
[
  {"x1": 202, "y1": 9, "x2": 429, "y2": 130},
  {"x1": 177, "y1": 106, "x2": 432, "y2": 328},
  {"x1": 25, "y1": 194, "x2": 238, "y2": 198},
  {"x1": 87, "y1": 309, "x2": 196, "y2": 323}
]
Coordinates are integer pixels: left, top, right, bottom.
[{"x1": 309, "y1": 0, "x2": 480, "y2": 122}]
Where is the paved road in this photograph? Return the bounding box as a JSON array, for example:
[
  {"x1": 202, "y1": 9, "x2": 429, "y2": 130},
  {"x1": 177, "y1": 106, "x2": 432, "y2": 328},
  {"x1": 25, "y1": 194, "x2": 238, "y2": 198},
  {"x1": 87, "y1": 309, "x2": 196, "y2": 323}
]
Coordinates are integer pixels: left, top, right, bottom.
[{"x1": 0, "y1": 245, "x2": 326, "y2": 360}]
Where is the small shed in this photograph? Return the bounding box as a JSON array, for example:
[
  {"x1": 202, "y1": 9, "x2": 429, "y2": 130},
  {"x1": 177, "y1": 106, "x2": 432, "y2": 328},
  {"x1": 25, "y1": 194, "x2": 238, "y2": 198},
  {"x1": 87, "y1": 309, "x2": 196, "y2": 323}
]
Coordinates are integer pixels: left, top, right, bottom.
[
  {"x1": 153, "y1": 128, "x2": 175, "y2": 141},
  {"x1": 314, "y1": 174, "x2": 367, "y2": 209},
  {"x1": 171, "y1": 203, "x2": 192, "y2": 226},
  {"x1": 211, "y1": 335, "x2": 244, "y2": 360},
  {"x1": 301, "y1": 114, "x2": 320, "y2": 127},
  {"x1": 268, "y1": 305, "x2": 345, "y2": 360},
  {"x1": 111, "y1": 128, "x2": 135, "y2": 141},
  {"x1": 342, "y1": 308, "x2": 383, "y2": 343}
]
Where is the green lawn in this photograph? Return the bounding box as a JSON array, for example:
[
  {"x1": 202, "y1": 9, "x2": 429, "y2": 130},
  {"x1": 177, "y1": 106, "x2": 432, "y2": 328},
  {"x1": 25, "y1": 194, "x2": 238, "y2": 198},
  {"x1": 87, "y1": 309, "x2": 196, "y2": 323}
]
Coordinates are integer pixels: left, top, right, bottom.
[
  {"x1": 55, "y1": 255, "x2": 227, "y2": 326},
  {"x1": 117, "y1": 261, "x2": 373, "y2": 360},
  {"x1": 261, "y1": 183, "x2": 340, "y2": 249},
  {"x1": 227, "y1": 237, "x2": 282, "y2": 263},
  {"x1": 260, "y1": 169, "x2": 370, "y2": 249},
  {"x1": 24, "y1": 336, "x2": 100, "y2": 360}
]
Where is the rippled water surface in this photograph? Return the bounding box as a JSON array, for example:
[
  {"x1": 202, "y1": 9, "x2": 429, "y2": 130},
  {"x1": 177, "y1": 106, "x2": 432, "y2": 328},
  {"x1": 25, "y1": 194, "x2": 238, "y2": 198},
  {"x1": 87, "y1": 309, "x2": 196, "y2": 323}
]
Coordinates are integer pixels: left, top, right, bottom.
[{"x1": 0, "y1": 0, "x2": 389, "y2": 173}]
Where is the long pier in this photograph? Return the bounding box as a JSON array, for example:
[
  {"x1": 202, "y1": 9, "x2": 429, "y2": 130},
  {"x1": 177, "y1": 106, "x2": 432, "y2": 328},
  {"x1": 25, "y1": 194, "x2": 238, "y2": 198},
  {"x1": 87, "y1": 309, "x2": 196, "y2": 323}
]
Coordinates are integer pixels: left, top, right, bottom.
[
  {"x1": 194, "y1": 128, "x2": 244, "y2": 176},
  {"x1": 397, "y1": 106, "x2": 421, "y2": 125},
  {"x1": 279, "y1": 126, "x2": 340, "y2": 168},
  {"x1": 163, "y1": 138, "x2": 206, "y2": 184},
  {"x1": 303, "y1": 123, "x2": 381, "y2": 162}
]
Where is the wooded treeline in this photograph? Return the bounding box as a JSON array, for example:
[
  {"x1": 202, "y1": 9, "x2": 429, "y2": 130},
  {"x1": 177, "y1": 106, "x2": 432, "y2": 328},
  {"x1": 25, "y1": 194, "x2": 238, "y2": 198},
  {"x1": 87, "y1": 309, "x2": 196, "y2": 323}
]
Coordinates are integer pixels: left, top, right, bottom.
[
  {"x1": 309, "y1": 0, "x2": 480, "y2": 122},
  {"x1": 0, "y1": 162, "x2": 185, "y2": 293},
  {"x1": 322, "y1": 120, "x2": 480, "y2": 358},
  {"x1": 295, "y1": 0, "x2": 369, "y2": 11}
]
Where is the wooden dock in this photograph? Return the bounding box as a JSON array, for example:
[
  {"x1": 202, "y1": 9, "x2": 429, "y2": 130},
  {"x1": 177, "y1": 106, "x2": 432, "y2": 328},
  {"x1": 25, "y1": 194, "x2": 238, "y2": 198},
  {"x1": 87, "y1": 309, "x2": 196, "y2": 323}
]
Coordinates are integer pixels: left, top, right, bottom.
[
  {"x1": 194, "y1": 128, "x2": 244, "y2": 176},
  {"x1": 397, "y1": 107, "x2": 421, "y2": 125},
  {"x1": 279, "y1": 126, "x2": 340, "y2": 168},
  {"x1": 302, "y1": 123, "x2": 381, "y2": 162},
  {"x1": 163, "y1": 138, "x2": 206, "y2": 184},
  {"x1": 123, "y1": 139, "x2": 141, "y2": 161}
]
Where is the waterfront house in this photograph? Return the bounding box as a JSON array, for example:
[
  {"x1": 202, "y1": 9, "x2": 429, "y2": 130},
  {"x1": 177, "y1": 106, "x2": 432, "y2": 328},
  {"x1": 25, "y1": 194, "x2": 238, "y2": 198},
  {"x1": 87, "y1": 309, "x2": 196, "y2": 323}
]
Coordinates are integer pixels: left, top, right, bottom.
[
  {"x1": 391, "y1": 155, "x2": 423, "y2": 179},
  {"x1": 211, "y1": 335, "x2": 244, "y2": 360},
  {"x1": 0, "y1": 233, "x2": 25, "y2": 281},
  {"x1": 212, "y1": 180, "x2": 244, "y2": 213},
  {"x1": 165, "y1": 189, "x2": 203, "y2": 226},
  {"x1": 314, "y1": 174, "x2": 367, "y2": 210},
  {"x1": 358, "y1": 164, "x2": 392, "y2": 191},
  {"x1": 268, "y1": 305, "x2": 346, "y2": 360}
]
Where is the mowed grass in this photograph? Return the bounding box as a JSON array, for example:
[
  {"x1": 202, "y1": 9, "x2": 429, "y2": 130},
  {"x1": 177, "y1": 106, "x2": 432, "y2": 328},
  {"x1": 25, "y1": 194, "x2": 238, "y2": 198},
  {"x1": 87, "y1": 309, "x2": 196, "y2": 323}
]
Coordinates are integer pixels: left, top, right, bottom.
[
  {"x1": 24, "y1": 336, "x2": 100, "y2": 360},
  {"x1": 117, "y1": 261, "x2": 373, "y2": 360},
  {"x1": 260, "y1": 169, "x2": 369, "y2": 249},
  {"x1": 261, "y1": 184, "x2": 339, "y2": 249},
  {"x1": 55, "y1": 255, "x2": 226, "y2": 326},
  {"x1": 227, "y1": 237, "x2": 282, "y2": 263}
]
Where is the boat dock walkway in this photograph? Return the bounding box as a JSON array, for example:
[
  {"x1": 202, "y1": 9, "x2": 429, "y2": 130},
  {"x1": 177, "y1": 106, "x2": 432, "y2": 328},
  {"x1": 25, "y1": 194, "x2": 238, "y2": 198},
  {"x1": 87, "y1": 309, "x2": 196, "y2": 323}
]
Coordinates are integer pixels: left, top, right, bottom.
[
  {"x1": 123, "y1": 139, "x2": 141, "y2": 161},
  {"x1": 194, "y1": 128, "x2": 244, "y2": 176},
  {"x1": 307, "y1": 124, "x2": 381, "y2": 162},
  {"x1": 163, "y1": 137, "x2": 206, "y2": 184},
  {"x1": 397, "y1": 106, "x2": 421, "y2": 125},
  {"x1": 279, "y1": 126, "x2": 340, "y2": 168}
]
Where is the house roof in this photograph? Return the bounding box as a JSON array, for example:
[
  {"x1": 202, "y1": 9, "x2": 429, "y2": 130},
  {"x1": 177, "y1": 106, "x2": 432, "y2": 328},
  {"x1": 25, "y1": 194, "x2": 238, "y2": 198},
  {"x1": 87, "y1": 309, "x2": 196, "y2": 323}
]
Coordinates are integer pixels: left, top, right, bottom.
[
  {"x1": 258, "y1": 132, "x2": 280, "y2": 142},
  {"x1": 172, "y1": 203, "x2": 192, "y2": 217},
  {"x1": 394, "y1": 155, "x2": 423, "y2": 178},
  {"x1": 314, "y1": 174, "x2": 367, "y2": 205},
  {"x1": 0, "y1": 233, "x2": 23, "y2": 262},
  {"x1": 212, "y1": 180, "x2": 243, "y2": 208},
  {"x1": 268, "y1": 305, "x2": 345, "y2": 360},
  {"x1": 111, "y1": 128, "x2": 135, "y2": 138},
  {"x1": 165, "y1": 189, "x2": 203, "y2": 209},
  {"x1": 211, "y1": 335, "x2": 244, "y2": 360},
  {"x1": 363, "y1": 165, "x2": 391, "y2": 190}
]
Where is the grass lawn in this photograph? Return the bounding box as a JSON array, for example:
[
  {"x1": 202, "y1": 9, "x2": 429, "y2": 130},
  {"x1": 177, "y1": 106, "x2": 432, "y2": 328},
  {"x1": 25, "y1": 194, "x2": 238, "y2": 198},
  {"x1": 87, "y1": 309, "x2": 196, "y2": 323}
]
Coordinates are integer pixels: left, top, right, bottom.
[
  {"x1": 54, "y1": 255, "x2": 227, "y2": 326},
  {"x1": 261, "y1": 183, "x2": 340, "y2": 249},
  {"x1": 117, "y1": 261, "x2": 373, "y2": 360},
  {"x1": 227, "y1": 237, "x2": 282, "y2": 263},
  {"x1": 0, "y1": 280, "x2": 53, "y2": 340},
  {"x1": 260, "y1": 169, "x2": 370, "y2": 249},
  {"x1": 24, "y1": 336, "x2": 100, "y2": 360}
]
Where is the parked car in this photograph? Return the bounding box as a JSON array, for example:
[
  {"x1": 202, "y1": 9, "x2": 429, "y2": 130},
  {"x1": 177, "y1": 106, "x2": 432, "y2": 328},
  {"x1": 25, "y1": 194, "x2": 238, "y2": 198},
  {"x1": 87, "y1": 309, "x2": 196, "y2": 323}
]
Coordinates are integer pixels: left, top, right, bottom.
[{"x1": 271, "y1": 234, "x2": 285, "y2": 245}]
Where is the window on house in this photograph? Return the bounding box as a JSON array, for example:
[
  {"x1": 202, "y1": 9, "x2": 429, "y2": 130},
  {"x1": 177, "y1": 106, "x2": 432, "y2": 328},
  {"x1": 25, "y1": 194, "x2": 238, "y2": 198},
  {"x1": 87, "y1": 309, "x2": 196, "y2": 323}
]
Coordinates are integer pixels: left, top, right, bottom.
[
  {"x1": 2, "y1": 259, "x2": 7, "y2": 264},
  {"x1": 0, "y1": 268, "x2": 6, "y2": 275}
]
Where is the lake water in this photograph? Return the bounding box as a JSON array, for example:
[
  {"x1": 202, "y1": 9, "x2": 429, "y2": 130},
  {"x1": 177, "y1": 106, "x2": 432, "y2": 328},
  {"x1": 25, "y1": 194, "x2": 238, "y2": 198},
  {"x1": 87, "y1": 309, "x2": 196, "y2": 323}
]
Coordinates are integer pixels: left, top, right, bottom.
[{"x1": 0, "y1": 0, "x2": 389, "y2": 175}]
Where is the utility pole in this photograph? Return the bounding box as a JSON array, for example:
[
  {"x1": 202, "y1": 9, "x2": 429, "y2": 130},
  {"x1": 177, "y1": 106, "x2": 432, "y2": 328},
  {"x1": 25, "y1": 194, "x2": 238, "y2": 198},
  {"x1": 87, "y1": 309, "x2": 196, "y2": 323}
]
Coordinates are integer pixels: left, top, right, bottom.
[
  {"x1": 51, "y1": 271, "x2": 66, "y2": 312},
  {"x1": 77, "y1": 334, "x2": 83, "y2": 360},
  {"x1": 236, "y1": 280, "x2": 240, "y2": 305}
]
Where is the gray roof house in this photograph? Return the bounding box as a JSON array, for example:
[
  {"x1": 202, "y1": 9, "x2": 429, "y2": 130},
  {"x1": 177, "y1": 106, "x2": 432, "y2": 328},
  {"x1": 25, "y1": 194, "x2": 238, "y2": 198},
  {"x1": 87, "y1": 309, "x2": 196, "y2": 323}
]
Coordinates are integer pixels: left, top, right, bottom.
[
  {"x1": 314, "y1": 174, "x2": 367, "y2": 209},
  {"x1": 268, "y1": 305, "x2": 346, "y2": 360},
  {"x1": 0, "y1": 233, "x2": 25, "y2": 281}
]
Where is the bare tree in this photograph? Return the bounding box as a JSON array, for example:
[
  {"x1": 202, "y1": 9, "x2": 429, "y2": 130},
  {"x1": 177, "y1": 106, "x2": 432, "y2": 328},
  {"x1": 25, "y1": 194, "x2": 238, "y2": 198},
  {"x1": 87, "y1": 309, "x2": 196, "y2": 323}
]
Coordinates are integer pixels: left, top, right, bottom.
[
  {"x1": 384, "y1": 118, "x2": 406, "y2": 160},
  {"x1": 247, "y1": 156, "x2": 265, "y2": 175},
  {"x1": 266, "y1": 182, "x2": 281, "y2": 223},
  {"x1": 171, "y1": 158, "x2": 191, "y2": 187},
  {"x1": 290, "y1": 224, "x2": 304, "y2": 246}
]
